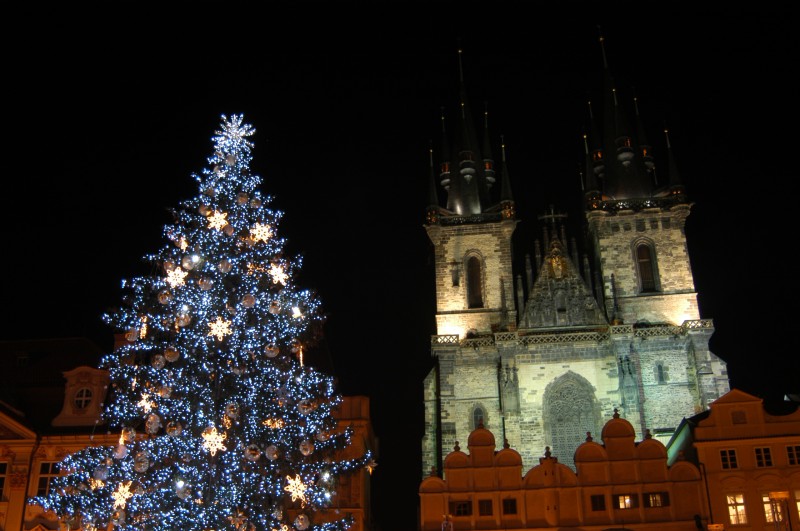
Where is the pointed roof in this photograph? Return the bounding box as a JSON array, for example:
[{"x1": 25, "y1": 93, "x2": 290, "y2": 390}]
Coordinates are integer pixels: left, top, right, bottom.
[
  {"x1": 499, "y1": 135, "x2": 513, "y2": 203},
  {"x1": 428, "y1": 48, "x2": 515, "y2": 225},
  {"x1": 519, "y1": 214, "x2": 607, "y2": 329},
  {"x1": 584, "y1": 30, "x2": 689, "y2": 213}
]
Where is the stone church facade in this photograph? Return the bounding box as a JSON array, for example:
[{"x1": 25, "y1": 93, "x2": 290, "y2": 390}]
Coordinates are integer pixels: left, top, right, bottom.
[{"x1": 421, "y1": 44, "x2": 730, "y2": 477}]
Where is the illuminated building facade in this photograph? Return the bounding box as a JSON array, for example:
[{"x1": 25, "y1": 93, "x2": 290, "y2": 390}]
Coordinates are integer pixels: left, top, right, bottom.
[
  {"x1": 419, "y1": 411, "x2": 708, "y2": 531},
  {"x1": 421, "y1": 42, "x2": 730, "y2": 478}
]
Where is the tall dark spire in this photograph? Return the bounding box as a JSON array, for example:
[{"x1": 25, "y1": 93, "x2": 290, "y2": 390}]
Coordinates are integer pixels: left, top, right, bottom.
[
  {"x1": 436, "y1": 47, "x2": 497, "y2": 216},
  {"x1": 482, "y1": 103, "x2": 496, "y2": 190},
  {"x1": 595, "y1": 29, "x2": 653, "y2": 201},
  {"x1": 426, "y1": 142, "x2": 441, "y2": 224},
  {"x1": 664, "y1": 127, "x2": 685, "y2": 195},
  {"x1": 500, "y1": 135, "x2": 514, "y2": 207}
]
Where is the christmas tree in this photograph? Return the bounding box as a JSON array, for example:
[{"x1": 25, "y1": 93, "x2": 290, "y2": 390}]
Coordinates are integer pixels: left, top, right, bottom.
[{"x1": 34, "y1": 114, "x2": 374, "y2": 531}]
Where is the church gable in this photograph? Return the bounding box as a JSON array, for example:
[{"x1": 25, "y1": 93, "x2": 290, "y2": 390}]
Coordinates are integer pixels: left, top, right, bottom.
[{"x1": 521, "y1": 238, "x2": 606, "y2": 328}]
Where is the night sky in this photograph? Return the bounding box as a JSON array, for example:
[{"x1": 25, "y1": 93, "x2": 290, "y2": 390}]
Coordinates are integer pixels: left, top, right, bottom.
[{"x1": 4, "y1": 5, "x2": 796, "y2": 530}]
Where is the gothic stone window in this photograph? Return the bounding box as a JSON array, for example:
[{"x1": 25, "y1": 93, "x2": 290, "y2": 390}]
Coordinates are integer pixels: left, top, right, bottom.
[
  {"x1": 466, "y1": 255, "x2": 483, "y2": 308},
  {"x1": 655, "y1": 363, "x2": 668, "y2": 383},
  {"x1": 543, "y1": 373, "x2": 599, "y2": 470},
  {"x1": 634, "y1": 240, "x2": 658, "y2": 293},
  {"x1": 472, "y1": 406, "x2": 486, "y2": 430}
]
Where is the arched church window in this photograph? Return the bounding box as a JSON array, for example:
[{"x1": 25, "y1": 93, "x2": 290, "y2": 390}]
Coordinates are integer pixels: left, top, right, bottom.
[
  {"x1": 635, "y1": 242, "x2": 658, "y2": 293},
  {"x1": 472, "y1": 406, "x2": 485, "y2": 430},
  {"x1": 655, "y1": 364, "x2": 666, "y2": 384},
  {"x1": 466, "y1": 256, "x2": 483, "y2": 308}
]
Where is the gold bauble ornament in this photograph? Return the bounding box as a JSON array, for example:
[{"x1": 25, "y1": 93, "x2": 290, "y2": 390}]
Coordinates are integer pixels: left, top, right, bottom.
[{"x1": 164, "y1": 346, "x2": 180, "y2": 363}]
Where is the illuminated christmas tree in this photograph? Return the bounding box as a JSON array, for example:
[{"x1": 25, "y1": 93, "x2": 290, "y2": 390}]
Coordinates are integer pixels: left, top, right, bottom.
[{"x1": 34, "y1": 114, "x2": 374, "y2": 531}]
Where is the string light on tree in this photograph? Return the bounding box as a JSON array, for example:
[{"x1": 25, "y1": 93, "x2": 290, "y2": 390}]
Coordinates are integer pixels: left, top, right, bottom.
[{"x1": 33, "y1": 114, "x2": 373, "y2": 531}]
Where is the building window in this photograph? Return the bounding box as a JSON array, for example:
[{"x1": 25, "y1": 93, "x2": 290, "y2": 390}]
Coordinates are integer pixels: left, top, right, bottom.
[
  {"x1": 478, "y1": 500, "x2": 493, "y2": 516},
  {"x1": 788, "y1": 445, "x2": 800, "y2": 465},
  {"x1": 0, "y1": 462, "x2": 7, "y2": 501},
  {"x1": 655, "y1": 363, "x2": 668, "y2": 383},
  {"x1": 763, "y1": 494, "x2": 784, "y2": 523},
  {"x1": 502, "y1": 498, "x2": 517, "y2": 515},
  {"x1": 37, "y1": 461, "x2": 60, "y2": 496},
  {"x1": 721, "y1": 449, "x2": 738, "y2": 469},
  {"x1": 755, "y1": 447, "x2": 773, "y2": 467},
  {"x1": 590, "y1": 494, "x2": 606, "y2": 511},
  {"x1": 472, "y1": 407, "x2": 485, "y2": 430},
  {"x1": 449, "y1": 501, "x2": 472, "y2": 516},
  {"x1": 635, "y1": 243, "x2": 657, "y2": 293},
  {"x1": 74, "y1": 387, "x2": 93, "y2": 409},
  {"x1": 726, "y1": 493, "x2": 747, "y2": 525},
  {"x1": 794, "y1": 490, "x2": 800, "y2": 520},
  {"x1": 615, "y1": 494, "x2": 639, "y2": 509},
  {"x1": 644, "y1": 492, "x2": 670, "y2": 508},
  {"x1": 466, "y1": 256, "x2": 483, "y2": 308}
]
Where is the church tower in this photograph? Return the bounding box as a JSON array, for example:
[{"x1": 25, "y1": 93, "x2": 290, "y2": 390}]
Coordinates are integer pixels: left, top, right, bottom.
[{"x1": 421, "y1": 40, "x2": 729, "y2": 479}]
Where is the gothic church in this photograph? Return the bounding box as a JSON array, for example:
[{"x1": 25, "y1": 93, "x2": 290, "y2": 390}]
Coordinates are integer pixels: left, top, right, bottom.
[{"x1": 421, "y1": 40, "x2": 730, "y2": 477}]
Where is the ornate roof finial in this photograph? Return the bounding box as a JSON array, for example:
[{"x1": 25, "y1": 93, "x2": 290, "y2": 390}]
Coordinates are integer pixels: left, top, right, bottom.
[
  {"x1": 544, "y1": 446, "x2": 552, "y2": 458},
  {"x1": 598, "y1": 26, "x2": 608, "y2": 69},
  {"x1": 645, "y1": 429, "x2": 652, "y2": 439},
  {"x1": 586, "y1": 431, "x2": 593, "y2": 442},
  {"x1": 454, "y1": 441, "x2": 460, "y2": 452},
  {"x1": 503, "y1": 438, "x2": 510, "y2": 449},
  {"x1": 613, "y1": 407, "x2": 620, "y2": 419}
]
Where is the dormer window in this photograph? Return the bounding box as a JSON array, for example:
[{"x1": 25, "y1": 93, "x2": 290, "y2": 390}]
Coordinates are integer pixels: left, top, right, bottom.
[{"x1": 74, "y1": 388, "x2": 93, "y2": 409}]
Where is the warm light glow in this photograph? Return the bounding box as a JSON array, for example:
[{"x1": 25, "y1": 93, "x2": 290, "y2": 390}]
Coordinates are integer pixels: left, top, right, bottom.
[
  {"x1": 137, "y1": 393, "x2": 156, "y2": 413},
  {"x1": 251, "y1": 222, "x2": 273, "y2": 242},
  {"x1": 207, "y1": 317, "x2": 232, "y2": 340},
  {"x1": 262, "y1": 418, "x2": 285, "y2": 429},
  {"x1": 112, "y1": 481, "x2": 133, "y2": 509},
  {"x1": 202, "y1": 427, "x2": 227, "y2": 456},
  {"x1": 284, "y1": 474, "x2": 307, "y2": 506},
  {"x1": 367, "y1": 459, "x2": 378, "y2": 475},
  {"x1": 165, "y1": 267, "x2": 188, "y2": 288},
  {"x1": 268, "y1": 263, "x2": 288, "y2": 285},
  {"x1": 207, "y1": 210, "x2": 229, "y2": 230}
]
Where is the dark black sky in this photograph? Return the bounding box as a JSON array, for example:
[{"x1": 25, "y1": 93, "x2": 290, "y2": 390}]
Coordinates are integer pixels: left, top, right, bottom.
[{"x1": 4, "y1": 4, "x2": 797, "y2": 530}]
